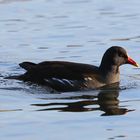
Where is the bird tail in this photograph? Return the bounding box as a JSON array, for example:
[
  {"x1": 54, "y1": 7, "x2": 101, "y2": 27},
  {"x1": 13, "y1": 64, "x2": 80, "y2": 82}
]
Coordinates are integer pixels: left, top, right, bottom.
[{"x1": 19, "y1": 62, "x2": 36, "y2": 71}]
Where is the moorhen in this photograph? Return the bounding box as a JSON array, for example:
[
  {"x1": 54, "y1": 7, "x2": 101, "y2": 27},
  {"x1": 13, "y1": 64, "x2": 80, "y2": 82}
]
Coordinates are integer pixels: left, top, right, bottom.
[{"x1": 8, "y1": 46, "x2": 138, "y2": 92}]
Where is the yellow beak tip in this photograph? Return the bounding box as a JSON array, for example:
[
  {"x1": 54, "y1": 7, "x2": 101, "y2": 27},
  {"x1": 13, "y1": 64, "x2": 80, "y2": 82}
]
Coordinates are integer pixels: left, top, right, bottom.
[{"x1": 135, "y1": 63, "x2": 139, "y2": 67}]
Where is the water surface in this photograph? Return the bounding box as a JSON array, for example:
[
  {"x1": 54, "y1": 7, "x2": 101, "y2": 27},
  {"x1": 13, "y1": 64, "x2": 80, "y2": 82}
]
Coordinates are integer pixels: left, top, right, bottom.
[{"x1": 0, "y1": 0, "x2": 140, "y2": 140}]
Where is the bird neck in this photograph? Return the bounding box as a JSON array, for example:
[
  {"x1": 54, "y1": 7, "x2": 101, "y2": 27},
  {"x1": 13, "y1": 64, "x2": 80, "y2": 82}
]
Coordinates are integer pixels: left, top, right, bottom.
[
  {"x1": 99, "y1": 64, "x2": 119, "y2": 74},
  {"x1": 99, "y1": 64, "x2": 120, "y2": 84}
]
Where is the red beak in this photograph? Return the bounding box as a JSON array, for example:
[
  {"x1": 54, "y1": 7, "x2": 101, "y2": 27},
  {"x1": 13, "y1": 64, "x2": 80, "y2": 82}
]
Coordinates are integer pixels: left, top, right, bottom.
[{"x1": 127, "y1": 56, "x2": 139, "y2": 67}]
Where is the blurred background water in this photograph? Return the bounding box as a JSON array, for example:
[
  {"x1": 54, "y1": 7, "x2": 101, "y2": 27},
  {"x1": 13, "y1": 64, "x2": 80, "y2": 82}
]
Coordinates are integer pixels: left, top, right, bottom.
[{"x1": 0, "y1": 0, "x2": 140, "y2": 140}]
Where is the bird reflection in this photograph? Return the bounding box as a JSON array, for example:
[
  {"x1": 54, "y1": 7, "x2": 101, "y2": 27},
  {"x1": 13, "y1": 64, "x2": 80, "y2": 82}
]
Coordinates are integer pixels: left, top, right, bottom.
[
  {"x1": 98, "y1": 89, "x2": 132, "y2": 116},
  {"x1": 32, "y1": 84, "x2": 134, "y2": 116}
]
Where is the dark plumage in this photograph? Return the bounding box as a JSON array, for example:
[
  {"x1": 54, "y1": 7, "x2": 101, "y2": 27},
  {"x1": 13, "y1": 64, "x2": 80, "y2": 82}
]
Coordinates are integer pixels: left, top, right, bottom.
[{"x1": 7, "y1": 46, "x2": 138, "y2": 92}]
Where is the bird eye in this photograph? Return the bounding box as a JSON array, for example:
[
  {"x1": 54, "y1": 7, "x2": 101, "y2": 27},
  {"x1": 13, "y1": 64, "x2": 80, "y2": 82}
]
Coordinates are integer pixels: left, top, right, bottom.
[{"x1": 118, "y1": 53, "x2": 125, "y2": 57}]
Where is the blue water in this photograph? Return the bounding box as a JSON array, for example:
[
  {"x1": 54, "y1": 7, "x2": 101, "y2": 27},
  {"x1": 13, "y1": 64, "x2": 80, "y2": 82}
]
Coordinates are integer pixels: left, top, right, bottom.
[{"x1": 0, "y1": 0, "x2": 140, "y2": 139}]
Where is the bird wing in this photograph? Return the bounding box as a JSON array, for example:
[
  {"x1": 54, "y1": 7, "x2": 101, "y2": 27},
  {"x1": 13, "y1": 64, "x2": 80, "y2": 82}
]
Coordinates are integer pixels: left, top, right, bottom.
[
  {"x1": 20, "y1": 61, "x2": 98, "y2": 80},
  {"x1": 19, "y1": 61, "x2": 100, "y2": 91}
]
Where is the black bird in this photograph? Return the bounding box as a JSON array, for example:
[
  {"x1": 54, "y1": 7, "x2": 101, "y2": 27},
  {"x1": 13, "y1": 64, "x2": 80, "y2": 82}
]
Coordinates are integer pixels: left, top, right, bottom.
[{"x1": 8, "y1": 46, "x2": 138, "y2": 92}]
